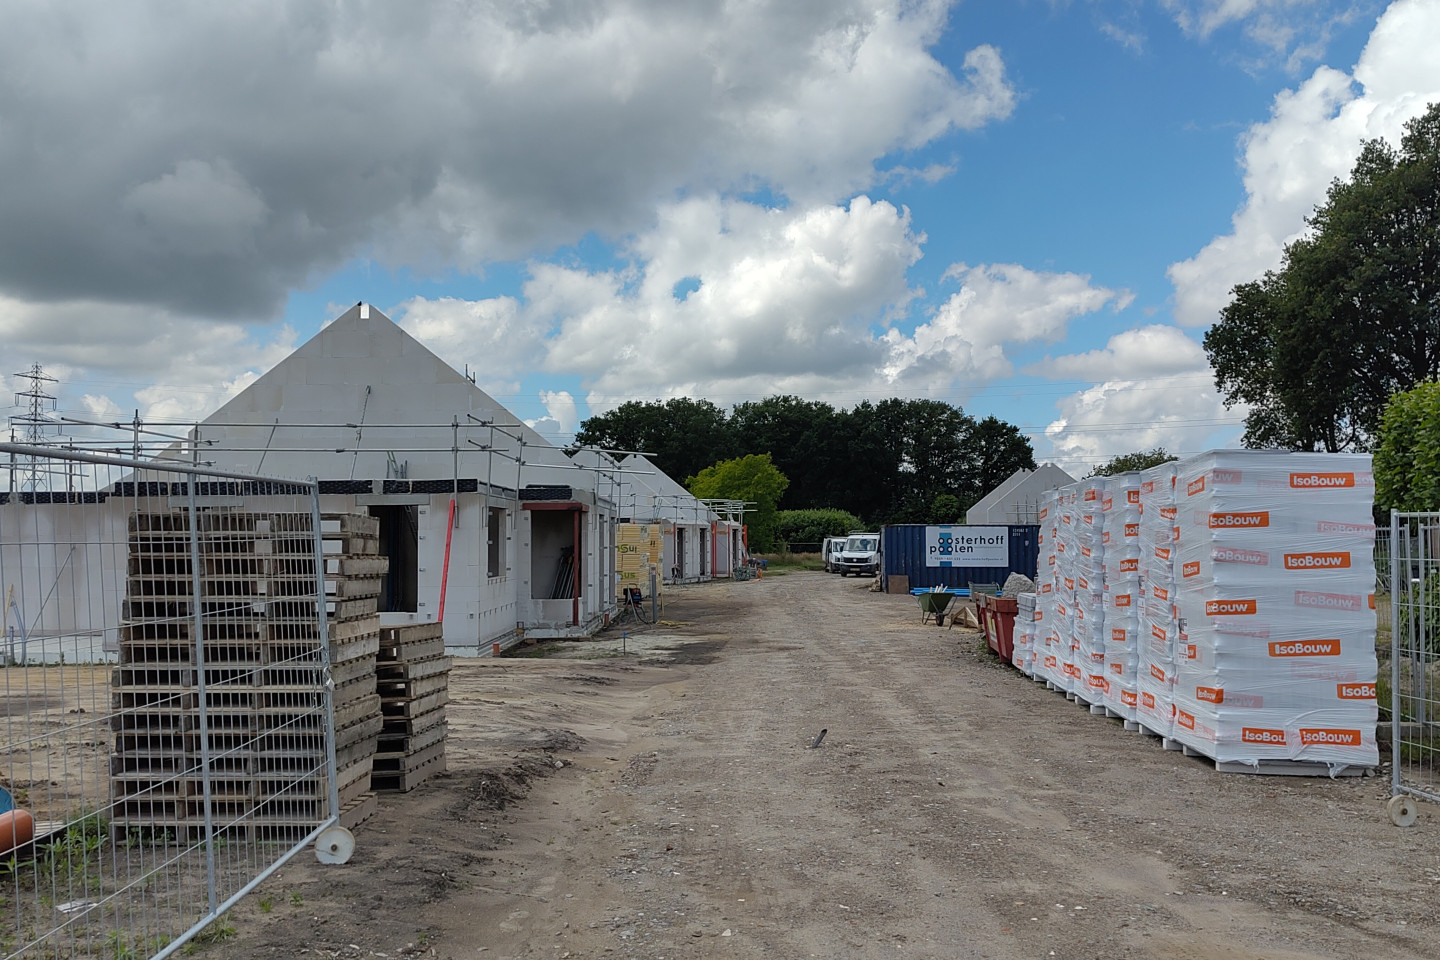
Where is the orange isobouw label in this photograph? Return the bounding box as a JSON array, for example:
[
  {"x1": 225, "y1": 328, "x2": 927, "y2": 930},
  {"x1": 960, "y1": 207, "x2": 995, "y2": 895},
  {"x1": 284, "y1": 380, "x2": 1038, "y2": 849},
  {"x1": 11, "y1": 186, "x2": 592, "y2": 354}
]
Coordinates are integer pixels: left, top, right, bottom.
[
  {"x1": 1268, "y1": 639, "x2": 1341, "y2": 657},
  {"x1": 1337, "y1": 682, "x2": 1376, "y2": 700},
  {"x1": 1120, "y1": 557, "x2": 1138, "y2": 572},
  {"x1": 1205, "y1": 599, "x2": 1257, "y2": 616},
  {"x1": 1111, "y1": 627, "x2": 1127, "y2": 642},
  {"x1": 1182, "y1": 561, "x2": 1201, "y2": 578},
  {"x1": 1289, "y1": 472, "x2": 1355, "y2": 489},
  {"x1": 1044, "y1": 655, "x2": 1058, "y2": 669},
  {"x1": 1127, "y1": 490, "x2": 1140, "y2": 504},
  {"x1": 1214, "y1": 469, "x2": 1242, "y2": 483},
  {"x1": 1150, "y1": 664, "x2": 1166, "y2": 683},
  {"x1": 1283, "y1": 551, "x2": 1350, "y2": 570},
  {"x1": 1152, "y1": 585, "x2": 1170, "y2": 601},
  {"x1": 1196, "y1": 686, "x2": 1223, "y2": 704},
  {"x1": 1114, "y1": 594, "x2": 1132, "y2": 607},
  {"x1": 1124, "y1": 522, "x2": 1139, "y2": 537},
  {"x1": 1109, "y1": 661, "x2": 1123, "y2": 675},
  {"x1": 1187, "y1": 476, "x2": 1205, "y2": 496},
  {"x1": 1299, "y1": 728, "x2": 1362, "y2": 746},
  {"x1": 1160, "y1": 506, "x2": 1177, "y2": 520},
  {"x1": 1209, "y1": 511, "x2": 1269, "y2": 529},
  {"x1": 1121, "y1": 689, "x2": 1139, "y2": 708},
  {"x1": 1141, "y1": 481, "x2": 1155, "y2": 494},
  {"x1": 1151, "y1": 624, "x2": 1167, "y2": 642},
  {"x1": 1242, "y1": 727, "x2": 1287, "y2": 745},
  {"x1": 1177, "y1": 710, "x2": 1196, "y2": 730},
  {"x1": 1141, "y1": 692, "x2": 1156, "y2": 709},
  {"x1": 1184, "y1": 643, "x2": 1197, "y2": 659}
]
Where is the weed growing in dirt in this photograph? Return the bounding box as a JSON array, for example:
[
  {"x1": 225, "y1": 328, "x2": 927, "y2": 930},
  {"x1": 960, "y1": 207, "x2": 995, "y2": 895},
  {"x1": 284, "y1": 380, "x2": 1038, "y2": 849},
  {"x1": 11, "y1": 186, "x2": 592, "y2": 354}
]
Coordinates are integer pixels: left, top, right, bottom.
[
  {"x1": 290, "y1": 892, "x2": 303, "y2": 907},
  {"x1": 185, "y1": 921, "x2": 237, "y2": 952},
  {"x1": 258, "y1": 897, "x2": 273, "y2": 914}
]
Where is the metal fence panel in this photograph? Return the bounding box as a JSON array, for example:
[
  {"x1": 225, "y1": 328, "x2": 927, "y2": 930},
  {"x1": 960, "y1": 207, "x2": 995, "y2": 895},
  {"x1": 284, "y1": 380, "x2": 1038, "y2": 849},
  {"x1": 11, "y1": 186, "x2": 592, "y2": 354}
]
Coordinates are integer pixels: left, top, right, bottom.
[
  {"x1": 1389, "y1": 511, "x2": 1440, "y2": 820},
  {"x1": 2, "y1": 445, "x2": 340, "y2": 960}
]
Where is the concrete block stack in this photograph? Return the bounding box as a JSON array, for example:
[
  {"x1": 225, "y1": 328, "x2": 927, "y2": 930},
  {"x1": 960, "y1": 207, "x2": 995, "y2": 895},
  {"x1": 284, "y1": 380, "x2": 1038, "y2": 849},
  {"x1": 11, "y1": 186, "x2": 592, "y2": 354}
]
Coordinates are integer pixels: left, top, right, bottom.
[{"x1": 372, "y1": 622, "x2": 450, "y2": 792}]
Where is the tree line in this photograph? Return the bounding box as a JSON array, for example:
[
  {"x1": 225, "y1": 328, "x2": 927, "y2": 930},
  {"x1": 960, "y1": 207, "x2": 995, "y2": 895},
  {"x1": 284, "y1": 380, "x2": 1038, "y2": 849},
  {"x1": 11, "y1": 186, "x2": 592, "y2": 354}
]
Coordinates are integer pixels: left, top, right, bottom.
[{"x1": 574, "y1": 395, "x2": 1037, "y2": 527}]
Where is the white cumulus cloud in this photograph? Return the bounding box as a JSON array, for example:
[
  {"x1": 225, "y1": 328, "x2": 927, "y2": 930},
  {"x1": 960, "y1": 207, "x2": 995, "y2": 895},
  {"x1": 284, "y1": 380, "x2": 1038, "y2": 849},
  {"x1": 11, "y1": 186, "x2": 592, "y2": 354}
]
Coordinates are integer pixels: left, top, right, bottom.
[{"x1": 1168, "y1": 0, "x2": 1440, "y2": 327}]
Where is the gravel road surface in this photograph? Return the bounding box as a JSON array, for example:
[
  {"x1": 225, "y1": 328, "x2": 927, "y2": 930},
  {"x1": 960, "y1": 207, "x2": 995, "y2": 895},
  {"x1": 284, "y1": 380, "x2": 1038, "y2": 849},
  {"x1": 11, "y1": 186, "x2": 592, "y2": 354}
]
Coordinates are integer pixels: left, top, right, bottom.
[{"x1": 215, "y1": 572, "x2": 1440, "y2": 960}]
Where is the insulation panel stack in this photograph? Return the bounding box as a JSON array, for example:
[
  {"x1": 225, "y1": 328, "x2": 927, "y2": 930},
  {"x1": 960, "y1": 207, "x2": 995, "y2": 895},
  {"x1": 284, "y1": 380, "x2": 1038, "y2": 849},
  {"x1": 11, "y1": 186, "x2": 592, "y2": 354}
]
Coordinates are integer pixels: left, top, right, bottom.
[
  {"x1": 1035, "y1": 490, "x2": 1064, "y2": 687},
  {"x1": 1017, "y1": 450, "x2": 1378, "y2": 774},
  {"x1": 1073, "y1": 478, "x2": 1108, "y2": 706},
  {"x1": 372, "y1": 623, "x2": 450, "y2": 792},
  {"x1": 1013, "y1": 592, "x2": 1038, "y2": 673},
  {"x1": 1136, "y1": 462, "x2": 1180, "y2": 737},
  {"x1": 1101, "y1": 473, "x2": 1143, "y2": 720},
  {"x1": 1169, "y1": 452, "x2": 1379, "y2": 768}
]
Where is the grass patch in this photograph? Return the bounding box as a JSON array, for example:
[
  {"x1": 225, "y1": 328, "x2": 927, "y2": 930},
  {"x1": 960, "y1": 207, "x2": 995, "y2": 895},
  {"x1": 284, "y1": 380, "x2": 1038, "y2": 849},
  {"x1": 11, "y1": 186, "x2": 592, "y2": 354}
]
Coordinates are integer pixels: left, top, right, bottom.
[{"x1": 757, "y1": 551, "x2": 825, "y2": 572}]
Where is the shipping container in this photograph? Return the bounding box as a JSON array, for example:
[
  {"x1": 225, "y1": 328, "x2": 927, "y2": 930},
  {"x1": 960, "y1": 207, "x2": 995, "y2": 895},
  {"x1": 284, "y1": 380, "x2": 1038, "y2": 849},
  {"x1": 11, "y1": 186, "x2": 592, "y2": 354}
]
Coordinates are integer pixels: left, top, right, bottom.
[{"x1": 880, "y1": 523, "x2": 1040, "y2": 594}]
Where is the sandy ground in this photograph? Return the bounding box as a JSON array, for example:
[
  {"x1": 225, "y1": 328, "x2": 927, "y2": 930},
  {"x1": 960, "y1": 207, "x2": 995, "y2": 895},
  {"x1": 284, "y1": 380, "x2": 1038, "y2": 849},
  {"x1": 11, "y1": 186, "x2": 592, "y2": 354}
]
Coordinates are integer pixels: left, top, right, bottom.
[{"x1": 209, "y1": 573, "x2": 1440, "y2": 960}]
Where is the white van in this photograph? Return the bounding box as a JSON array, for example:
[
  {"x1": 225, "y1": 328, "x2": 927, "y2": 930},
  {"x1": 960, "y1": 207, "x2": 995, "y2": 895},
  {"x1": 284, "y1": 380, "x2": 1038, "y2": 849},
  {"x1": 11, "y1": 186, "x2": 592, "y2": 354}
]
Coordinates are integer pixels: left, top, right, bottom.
[
  {"x1": 837, "y1": 533, "x2": 881, "y2": 577},
  {"x1": 822, "y1": 536, "x2": 847, "y2": 573}
]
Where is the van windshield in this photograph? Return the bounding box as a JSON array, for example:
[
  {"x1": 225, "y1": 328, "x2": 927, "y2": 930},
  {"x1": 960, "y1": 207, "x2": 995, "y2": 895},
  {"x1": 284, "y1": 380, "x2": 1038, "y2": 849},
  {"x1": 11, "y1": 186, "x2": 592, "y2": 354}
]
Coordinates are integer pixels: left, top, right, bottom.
[{"x1": 846, "y1": 537, "x2": 877, "y2": 551}]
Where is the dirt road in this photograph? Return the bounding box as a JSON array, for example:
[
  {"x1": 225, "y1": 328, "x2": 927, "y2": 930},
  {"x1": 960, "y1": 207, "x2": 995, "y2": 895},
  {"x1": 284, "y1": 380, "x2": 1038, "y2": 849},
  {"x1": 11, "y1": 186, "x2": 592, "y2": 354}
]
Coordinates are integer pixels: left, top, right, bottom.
[{"x1": 218, "y1": 573, "x2": 1440, "y2": 960}]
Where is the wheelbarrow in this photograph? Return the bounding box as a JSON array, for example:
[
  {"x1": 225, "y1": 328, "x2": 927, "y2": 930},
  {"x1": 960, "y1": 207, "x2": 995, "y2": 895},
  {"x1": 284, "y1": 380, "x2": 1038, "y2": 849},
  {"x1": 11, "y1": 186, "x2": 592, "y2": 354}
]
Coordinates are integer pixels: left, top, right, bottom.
[{"x1": 911, "y1": 587, "x2": 963, "y2": 626}]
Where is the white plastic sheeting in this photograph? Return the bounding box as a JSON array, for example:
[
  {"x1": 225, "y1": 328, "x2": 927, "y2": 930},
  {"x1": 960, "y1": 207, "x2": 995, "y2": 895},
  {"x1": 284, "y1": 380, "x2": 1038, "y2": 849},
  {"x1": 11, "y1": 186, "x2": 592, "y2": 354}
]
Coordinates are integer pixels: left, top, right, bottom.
[{"x1": 1015, "y1": 450, "x2": 1379, "y2": 771}]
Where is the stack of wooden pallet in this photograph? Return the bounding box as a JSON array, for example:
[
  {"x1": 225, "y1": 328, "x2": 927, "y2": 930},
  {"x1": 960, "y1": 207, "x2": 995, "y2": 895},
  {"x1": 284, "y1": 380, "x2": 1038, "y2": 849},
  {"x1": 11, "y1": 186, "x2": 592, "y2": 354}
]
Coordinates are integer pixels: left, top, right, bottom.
[
  {"x1": 110, "y1": 508, "x2": 384, "y2": 841},
  {"x1": 371, "y1": 623, "x2": 450, "y2": 792},
  {"x1": 318, "y1": 513, "x2": 387, "y2": 831}
]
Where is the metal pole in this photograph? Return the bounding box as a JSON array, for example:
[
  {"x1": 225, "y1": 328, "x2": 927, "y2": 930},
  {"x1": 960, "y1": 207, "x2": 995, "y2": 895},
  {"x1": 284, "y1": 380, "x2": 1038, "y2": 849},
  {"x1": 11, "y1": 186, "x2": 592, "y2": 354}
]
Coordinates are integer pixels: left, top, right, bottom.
[
  {"x1": 186, "y1": 479, "x2": 219, "y2": 915},
  {"x1": 309, "y1": 483, "x2": 342, "y2": 824},
  {"x1": 1392, "y1": 509, "x2": 1402, "y2": 794},
  {"x1": 1419, "y1": 521, "x2": 1429, "y2": 731}
]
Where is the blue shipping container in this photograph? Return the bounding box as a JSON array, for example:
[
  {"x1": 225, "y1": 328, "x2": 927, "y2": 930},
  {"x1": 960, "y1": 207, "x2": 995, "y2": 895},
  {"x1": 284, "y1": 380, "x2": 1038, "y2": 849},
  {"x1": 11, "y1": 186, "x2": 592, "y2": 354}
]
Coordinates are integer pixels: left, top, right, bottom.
[{"x1": 880, "y1": 524, "x2": 1039, "y2": 593}]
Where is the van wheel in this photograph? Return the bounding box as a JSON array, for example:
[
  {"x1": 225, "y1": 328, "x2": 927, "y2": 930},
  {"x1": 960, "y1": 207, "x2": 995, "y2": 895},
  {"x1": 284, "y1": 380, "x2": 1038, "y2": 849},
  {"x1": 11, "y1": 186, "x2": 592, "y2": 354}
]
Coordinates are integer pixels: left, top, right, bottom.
[{"x1": 839, "y1": 571, "x2": 848, "y2": 577}]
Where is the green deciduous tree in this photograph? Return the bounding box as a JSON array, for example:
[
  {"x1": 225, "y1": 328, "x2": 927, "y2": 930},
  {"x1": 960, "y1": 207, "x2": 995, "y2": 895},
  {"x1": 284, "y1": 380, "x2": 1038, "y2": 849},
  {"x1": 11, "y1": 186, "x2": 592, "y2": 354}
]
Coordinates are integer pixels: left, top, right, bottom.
[
  {"x1": 1374, "y1": 381, "x2": 1440, "y2": 511},
  {"x1": 1087, "y1": 447, "x2": 1178, "y2": 477},
  {"x1": 573, "y1": 398, "x2": 735, "y2": 483},
  {"x1": 1205, "y1": 102, "x2": 1440, "y2": 451},
  {"x1": 728, "y1": 395, "x2": 840, "y2": 510},
  {"x1": 687, "y1": 454, "x2": 789, "y2": 552},
  {"x1": 574, "y1": 394, "x2": 1035, "y2": 526}
]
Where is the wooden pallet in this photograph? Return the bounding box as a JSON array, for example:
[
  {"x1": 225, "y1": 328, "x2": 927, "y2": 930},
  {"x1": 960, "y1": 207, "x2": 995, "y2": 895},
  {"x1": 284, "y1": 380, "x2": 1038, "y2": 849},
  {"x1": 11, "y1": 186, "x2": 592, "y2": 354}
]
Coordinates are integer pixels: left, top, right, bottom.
[
  {"x1": 376, "y1": 719, "x2": 447, "y2": 756},
  {"x1": 370, "y1": 746, "x2": 446, "y2": 794},
  {"x1": 340, "y1": 792, "x2": 378, "y2": 830}
]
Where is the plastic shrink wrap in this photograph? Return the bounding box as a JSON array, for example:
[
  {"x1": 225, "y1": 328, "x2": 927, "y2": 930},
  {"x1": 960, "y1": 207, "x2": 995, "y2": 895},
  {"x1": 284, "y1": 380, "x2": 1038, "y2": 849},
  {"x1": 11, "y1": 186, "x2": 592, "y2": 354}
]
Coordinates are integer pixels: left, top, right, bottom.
[{"x1": 1169, "y1": 451, "x2": 1378, "y2": 767}]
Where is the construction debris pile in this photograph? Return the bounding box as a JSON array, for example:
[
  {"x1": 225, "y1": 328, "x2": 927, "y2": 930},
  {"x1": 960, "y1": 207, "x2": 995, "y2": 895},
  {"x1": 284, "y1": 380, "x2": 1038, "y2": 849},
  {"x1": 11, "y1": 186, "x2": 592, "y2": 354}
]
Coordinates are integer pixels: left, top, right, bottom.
[{"x1": 1015, "y1": 451, "x2": 1378, "y2": 773}]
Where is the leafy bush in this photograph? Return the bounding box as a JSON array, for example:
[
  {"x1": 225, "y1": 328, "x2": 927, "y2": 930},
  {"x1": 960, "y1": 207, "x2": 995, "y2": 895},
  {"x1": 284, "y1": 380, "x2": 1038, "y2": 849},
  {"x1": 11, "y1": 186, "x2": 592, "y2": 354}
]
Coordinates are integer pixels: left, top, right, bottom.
[
  {"x1": 1375, "y1": 381, "x2": 1440, "y2": 511},
  {"x1": 774, "y1": 508, "x2": 868, "y2": 547}
]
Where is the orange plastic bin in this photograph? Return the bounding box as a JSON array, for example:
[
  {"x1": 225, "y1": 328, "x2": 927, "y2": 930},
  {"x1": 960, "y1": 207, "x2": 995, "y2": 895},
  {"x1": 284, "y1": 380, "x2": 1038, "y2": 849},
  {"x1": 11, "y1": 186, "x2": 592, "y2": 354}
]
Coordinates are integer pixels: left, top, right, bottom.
[{"x1": 977, "y1": 593, "x2": 1018, "y2": 662}]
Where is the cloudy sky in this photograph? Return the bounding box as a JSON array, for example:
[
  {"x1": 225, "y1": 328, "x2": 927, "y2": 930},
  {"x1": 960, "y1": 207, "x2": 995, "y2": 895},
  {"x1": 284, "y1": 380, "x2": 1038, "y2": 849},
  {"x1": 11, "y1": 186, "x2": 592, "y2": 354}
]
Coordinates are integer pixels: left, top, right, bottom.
[{"x1": 3, "y1": 0, "x2": 1439, "y2": 474}]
